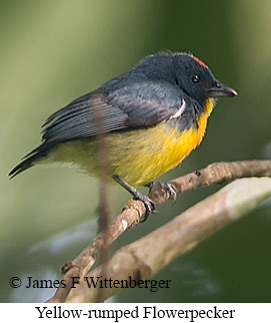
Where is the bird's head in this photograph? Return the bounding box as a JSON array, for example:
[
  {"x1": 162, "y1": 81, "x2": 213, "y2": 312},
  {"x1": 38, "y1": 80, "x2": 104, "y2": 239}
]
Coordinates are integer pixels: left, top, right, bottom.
[{"x1": 173, "y1": 53, "x2": 237, "y2": 101}]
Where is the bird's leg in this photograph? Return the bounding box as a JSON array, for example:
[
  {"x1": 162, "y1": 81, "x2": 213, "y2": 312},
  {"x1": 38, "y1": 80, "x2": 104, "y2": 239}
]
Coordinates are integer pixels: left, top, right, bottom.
[
  {"x1": 146, "y1": 181, "x2": 177, "y2": 203},
  {"x1": 113, "y1": 175, "x2": 155, "y2": 222}
]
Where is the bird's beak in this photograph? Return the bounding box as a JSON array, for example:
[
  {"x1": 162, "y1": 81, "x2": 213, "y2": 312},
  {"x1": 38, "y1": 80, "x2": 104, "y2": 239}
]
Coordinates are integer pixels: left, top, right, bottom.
[{"x1": 206, "y1": 83, "x2": 237, "y2": 98}]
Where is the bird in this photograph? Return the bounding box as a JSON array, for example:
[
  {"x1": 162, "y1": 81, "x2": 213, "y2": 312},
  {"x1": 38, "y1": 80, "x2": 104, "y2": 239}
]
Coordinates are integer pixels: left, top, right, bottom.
[{"x1": 9, "y1": 52, "x2": 237, "y2": 219}]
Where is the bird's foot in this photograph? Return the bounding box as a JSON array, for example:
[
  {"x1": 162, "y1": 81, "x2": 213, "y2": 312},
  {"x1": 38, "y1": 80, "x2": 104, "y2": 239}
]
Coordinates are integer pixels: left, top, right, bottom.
[
  {"x1": 113, "y1": 175, "x2": 156, "y2": 222},
  {"x1": 132, "y1": 189, "x2": 156, "y2": 222},
  {"x1": 147, "y1": 181, "x2": 177, "y2": 203}
]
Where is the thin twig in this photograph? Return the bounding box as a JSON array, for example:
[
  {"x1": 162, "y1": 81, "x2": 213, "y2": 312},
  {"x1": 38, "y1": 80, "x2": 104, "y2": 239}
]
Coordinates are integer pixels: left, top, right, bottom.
[
  {"x1": 67, "y1": 177, "x2": 271, "y2": 302},
  {"x1": 93, "y1": 91, "x2": 112, "y2": 303}
]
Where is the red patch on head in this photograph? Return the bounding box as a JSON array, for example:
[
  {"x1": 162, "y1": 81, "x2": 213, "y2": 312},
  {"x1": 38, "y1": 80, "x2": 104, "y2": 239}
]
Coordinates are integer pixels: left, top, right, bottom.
[{"x1": 193, "y1": 56, "x2": 206, "y2": 69}]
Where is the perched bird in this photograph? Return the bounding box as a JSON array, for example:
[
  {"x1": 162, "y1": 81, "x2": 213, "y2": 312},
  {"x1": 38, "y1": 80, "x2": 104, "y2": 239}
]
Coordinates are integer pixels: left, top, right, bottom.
[{"x1": 9, "y1": 52, "x2": 237, "y2": 218}]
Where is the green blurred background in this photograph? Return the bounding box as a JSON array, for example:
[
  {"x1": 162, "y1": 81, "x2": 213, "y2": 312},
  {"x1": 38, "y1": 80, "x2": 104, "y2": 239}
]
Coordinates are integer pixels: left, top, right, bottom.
[{"x1": 1, "y1": 0, "x2": 271, "y2": 302}]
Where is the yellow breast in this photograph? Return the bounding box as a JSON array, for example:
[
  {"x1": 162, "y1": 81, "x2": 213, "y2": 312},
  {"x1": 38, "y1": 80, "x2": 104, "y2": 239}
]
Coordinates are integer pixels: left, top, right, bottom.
[
  {"x1": 106, "y1": 98, "x2": 214, "y2": 185},
  {"x1": 49, "y1": 99, "x2": 214, "y2": 186}
]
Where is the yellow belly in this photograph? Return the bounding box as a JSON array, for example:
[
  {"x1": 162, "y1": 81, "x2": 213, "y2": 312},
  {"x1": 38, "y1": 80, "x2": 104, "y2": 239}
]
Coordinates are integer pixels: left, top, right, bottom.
[{"x1": 49, "y1": 99, "x2": 214, "y2": 186}]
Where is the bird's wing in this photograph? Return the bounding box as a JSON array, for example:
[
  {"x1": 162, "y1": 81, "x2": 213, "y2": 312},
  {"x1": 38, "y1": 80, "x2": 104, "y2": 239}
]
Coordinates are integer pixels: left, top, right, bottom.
[
  {"x1": 8, "y1": 81, "x2": 186, "y2": 178},
  {"x1": 41, "y1": 81, "x2": 185, "y2": 144}
]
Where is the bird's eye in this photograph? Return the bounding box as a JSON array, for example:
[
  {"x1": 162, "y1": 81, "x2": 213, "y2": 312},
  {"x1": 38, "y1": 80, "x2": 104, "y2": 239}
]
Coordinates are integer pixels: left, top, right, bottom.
[{"x1": 190, "y1": 74, "x2": 200, "y2": 83}]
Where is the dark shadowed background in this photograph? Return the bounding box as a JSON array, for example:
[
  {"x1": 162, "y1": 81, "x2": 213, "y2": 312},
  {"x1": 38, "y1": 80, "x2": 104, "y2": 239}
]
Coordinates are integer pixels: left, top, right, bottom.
[{"x1": 1, "y1": 0, "x2": 271, "y2": 302}]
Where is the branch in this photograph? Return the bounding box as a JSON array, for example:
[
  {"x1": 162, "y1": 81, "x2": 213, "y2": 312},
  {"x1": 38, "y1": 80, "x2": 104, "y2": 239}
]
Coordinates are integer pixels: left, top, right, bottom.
[
  {"x1": 66, "y1": 176, "x2": 271, "y2": 302},
  {"x1": 47, "y1": 160, "x2": 271, "y2": 302},
  {"x1": 151, "y1": 160, "x2": 271, "y2": 203}
]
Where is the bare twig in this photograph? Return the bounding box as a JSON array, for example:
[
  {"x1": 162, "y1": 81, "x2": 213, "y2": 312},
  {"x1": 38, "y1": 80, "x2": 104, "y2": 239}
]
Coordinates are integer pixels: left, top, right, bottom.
[
  {"x1": 93, "y1": 91, "x2": 112, "y2": 303},
  {"x1": 150, "y1": 160, "x2": 271, "y2": 203},
  {"x1": 67, "y1": 177, "x2": 271, "y2": 302},
  {"x1": 96, "y1": 181, "x2": 110, "y2": 303},
  {"x1": 47, "y1": 160, "x2": 271, "y2": 303}
]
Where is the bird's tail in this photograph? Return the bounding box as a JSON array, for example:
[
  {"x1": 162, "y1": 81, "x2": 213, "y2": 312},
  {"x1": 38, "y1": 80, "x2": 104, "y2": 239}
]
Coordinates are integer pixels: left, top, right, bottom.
[{"x1": 9, "y1": 144, "x2": 54, "y2": 179}]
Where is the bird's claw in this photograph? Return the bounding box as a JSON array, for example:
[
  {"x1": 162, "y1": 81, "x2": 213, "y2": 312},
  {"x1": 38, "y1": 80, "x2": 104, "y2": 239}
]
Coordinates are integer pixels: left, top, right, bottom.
[
  {"x1": 147, "y1": 181, "x2": 177, "y2": 204},
  {"x1": 132, "y1": 190, "x2": 156, "y2": 222}
]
